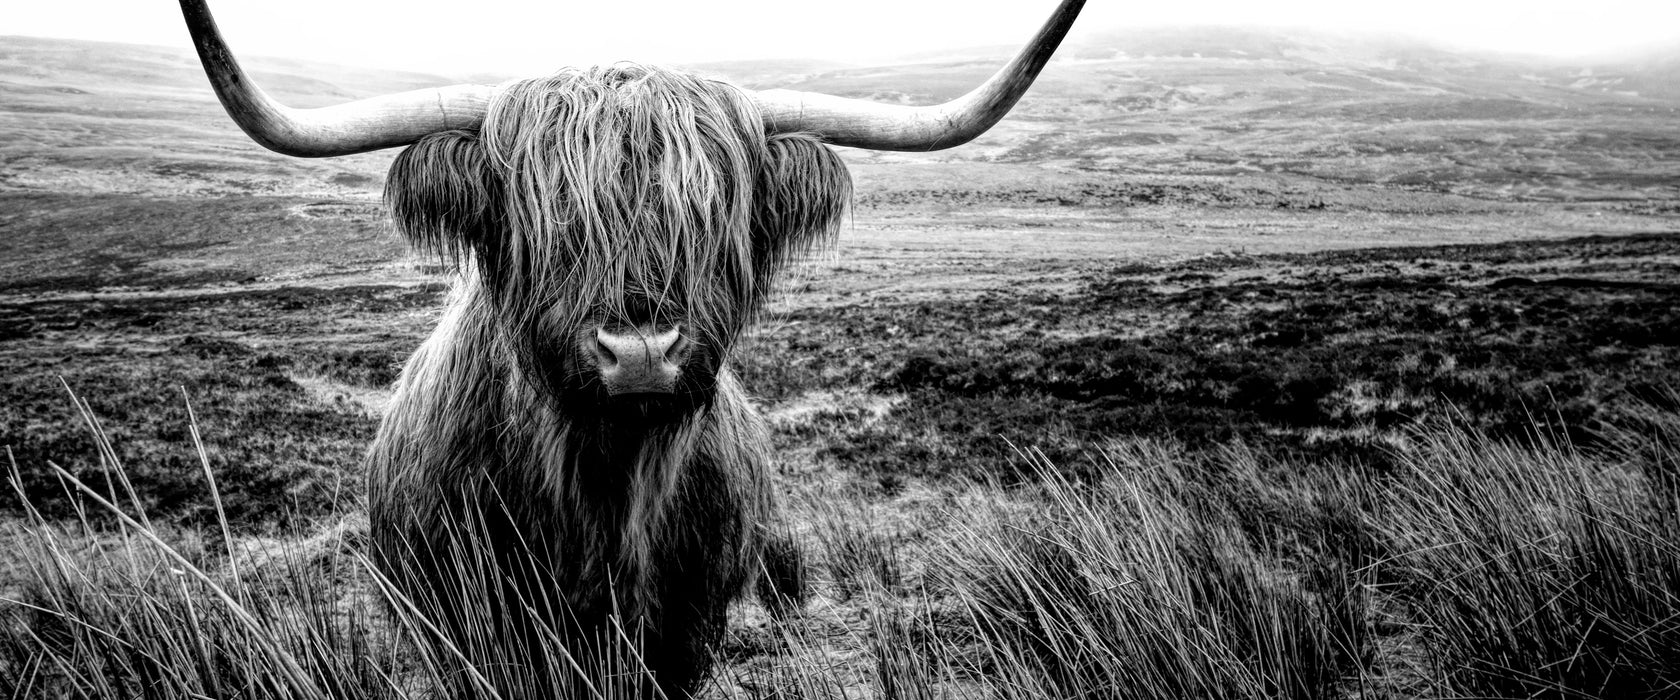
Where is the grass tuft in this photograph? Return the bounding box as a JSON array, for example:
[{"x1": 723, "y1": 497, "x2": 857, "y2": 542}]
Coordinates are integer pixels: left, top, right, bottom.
[
  {"x1": 1379, "y1": 415, "x2": 1680, "y2": 699},
  {"x1": 5, "y1": 394, "x2": 1680, "y2": 698}
]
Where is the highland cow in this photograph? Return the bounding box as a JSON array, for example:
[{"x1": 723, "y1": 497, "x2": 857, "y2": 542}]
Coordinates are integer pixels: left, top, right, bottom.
[
  {"x1": 367, "y1": 66, "x2": 848, "y2": 694},
  {"x1": 175, "y1": 0, "x2": 1084, "y2": 695}
]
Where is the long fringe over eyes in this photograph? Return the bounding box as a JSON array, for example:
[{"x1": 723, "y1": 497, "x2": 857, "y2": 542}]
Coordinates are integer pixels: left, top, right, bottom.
[
  {"x1": 387, "y1": 64, "x2": 850, "y2": 349},
  {"x1": 497, "y1": 65, "x2": 760, "y2": 346}
]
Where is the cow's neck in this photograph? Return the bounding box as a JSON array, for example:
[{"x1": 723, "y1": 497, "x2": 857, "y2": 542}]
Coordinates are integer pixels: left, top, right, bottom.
[
  {"x1": 542, "y1": 410, "x2": 705, "y2": 605},
  {"x1": 565, "y1": 416, "x2": 700, "y2": 501}
]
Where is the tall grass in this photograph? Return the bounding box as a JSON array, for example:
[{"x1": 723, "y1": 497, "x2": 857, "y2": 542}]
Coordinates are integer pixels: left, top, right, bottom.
[
  {"x1": 1, "y1": 454, "x2": 400, "y2": 699},
  {"x1": 1380, "y1": 412, "x2": 1680, "y2": 699},
  {"x1": 921, "y1": 443, "x2": 1371, "y2": 700},
  {"x1": 4, "y1": 397, "x2": 1679, "y2": 698},
  {"x1": 0, "y1": 395, "x2": 658, "y2": 700}
]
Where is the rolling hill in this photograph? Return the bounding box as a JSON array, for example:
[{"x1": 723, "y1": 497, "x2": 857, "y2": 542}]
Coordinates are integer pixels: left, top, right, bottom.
[
  {"x1": 3, "y1": 28, "x2": 1677, "y2": 205},
  {"x1": 4, "y1": 28, "x2": 1677, "y2": 293}
]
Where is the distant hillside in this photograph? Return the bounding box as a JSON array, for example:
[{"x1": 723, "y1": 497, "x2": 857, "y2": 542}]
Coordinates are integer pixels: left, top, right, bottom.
[
  {"x1": 864, "y1": 26, "x2": 1680, "y2": 100},
  {"x1": 0, "y1": 35, "x2": 455, "y2": 107},
  {"x1": 2, "y1": 30, "x2": 1677, "y2": 205},
  {"x1": 679, "y1": 58, "x2": 859, "y2": 87},
  {"x1": 773, "y1": 28, "x2": 1679, "y2": 204},
  {"x1": 0, "y1": 36, "x2": 469, "y2": 197}
]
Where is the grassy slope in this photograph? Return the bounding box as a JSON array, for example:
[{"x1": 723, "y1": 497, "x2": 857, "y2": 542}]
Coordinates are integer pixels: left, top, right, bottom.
[
  {"x1": 6, "y1": 32, "x2": 1679, "y2": 204},
  {"x1": 0, "y1": 36, "x2": 448, "y2": 196},
  {"x1": 0, "y1": 194, "x2": 399, "y2": 293}
]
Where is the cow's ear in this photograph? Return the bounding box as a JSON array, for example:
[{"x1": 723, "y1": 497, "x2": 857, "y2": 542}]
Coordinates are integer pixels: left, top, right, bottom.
[
  {"x1": 752, "y1": 133, "x2": 851, "y2": 278},
  {"x1": 385, "y1": 130, "x2": 502, "y2": 266}
]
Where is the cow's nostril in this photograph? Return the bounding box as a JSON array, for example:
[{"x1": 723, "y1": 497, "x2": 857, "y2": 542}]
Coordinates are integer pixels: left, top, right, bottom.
[
  {"x1": 593, "y1": 333, "x2": 618, "y2": 366},
  {"x1": 655, "y1": 325, "x2": 682, "y2": 359},
  {"x1": 666, "y1": 330, "x2": 691, "y2": 362}
]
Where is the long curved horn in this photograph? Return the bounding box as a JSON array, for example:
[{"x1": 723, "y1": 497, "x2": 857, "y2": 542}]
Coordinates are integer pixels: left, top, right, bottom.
[
  {"x1": 178, "y1": 0, "x2": 494, "y2": 157},
  {"x1": 751, "y1": 0, "x2": 1085, "y2": 151}
]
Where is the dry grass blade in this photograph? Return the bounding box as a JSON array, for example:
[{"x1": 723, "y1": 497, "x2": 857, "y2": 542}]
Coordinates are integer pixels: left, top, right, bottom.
[{"x1": 37, "y1": 458, "x2": 327, "y2": 698}]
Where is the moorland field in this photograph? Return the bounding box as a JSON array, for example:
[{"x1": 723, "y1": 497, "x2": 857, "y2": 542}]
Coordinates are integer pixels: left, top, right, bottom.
[{"x1": 2, "y1": 26, "x2": 1679, "y2": 699}]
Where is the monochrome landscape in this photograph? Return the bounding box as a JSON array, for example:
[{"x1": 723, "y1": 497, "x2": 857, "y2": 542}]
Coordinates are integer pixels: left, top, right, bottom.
[{"x1": 2, "y1": 23, "x2": 1679, "y2": 698}]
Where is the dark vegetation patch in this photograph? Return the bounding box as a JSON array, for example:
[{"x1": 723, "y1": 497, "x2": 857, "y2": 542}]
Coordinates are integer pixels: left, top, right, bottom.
[
  {"x1": 854, "y1": 179, "x2": 1310, "y2": 209},
  {"x1": 0, "y1": 193, "x2": 398, "y2": 293},
  {"x1": 327, "y1": 172, "x2": 378, "y2": 189},
  {"x1": 3, "y1": 233, "x2": 1676, "y2": 526},
  {"x1": 737, "y1": 233, "x2": 1680, "y2": 483},
  {"x1": 2, "y1": 346, "x2": 362, "y2": 529},
  {"x1": 0, "y1": 285, "x2": 442, "y2": 529}
]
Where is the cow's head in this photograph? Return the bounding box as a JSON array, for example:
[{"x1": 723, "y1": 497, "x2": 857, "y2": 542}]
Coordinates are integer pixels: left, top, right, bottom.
[
  {"x1": 175, "y1": 0, "x2": 1084, "y2": 420},
  {"x1": 384, "y1": 66, "x2": 848, "y2": 418}
]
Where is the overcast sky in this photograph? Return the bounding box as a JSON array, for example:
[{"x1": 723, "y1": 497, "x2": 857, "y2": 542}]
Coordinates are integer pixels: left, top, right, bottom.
[{"x1": 9, "y1": 0, "x2": 1680, "y2": 76}]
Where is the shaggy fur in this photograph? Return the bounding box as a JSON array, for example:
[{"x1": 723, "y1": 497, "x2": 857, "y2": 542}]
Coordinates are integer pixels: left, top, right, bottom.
[{"x1": 367, "y1": 64, "x2": 849, "y2": 696}]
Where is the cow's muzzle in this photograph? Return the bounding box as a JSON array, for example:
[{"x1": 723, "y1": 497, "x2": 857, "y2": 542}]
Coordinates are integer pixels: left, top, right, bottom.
[{"x1": 590, "y1": 325, "x2": 688, "y2": 396}]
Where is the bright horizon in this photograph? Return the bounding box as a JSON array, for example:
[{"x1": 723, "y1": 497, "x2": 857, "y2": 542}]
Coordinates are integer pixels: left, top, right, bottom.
[{"x1": 7, "y1": 0, "x2": 1680, "y2": 77}]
